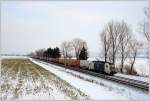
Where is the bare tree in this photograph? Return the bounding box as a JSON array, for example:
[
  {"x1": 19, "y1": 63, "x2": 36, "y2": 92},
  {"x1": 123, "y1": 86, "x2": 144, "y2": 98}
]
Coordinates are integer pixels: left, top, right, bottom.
[
  {"x1": 128, "y1": 39, "x2": 143, "y2": 73},
  {"x1": 144, "y1": 7, "x2": 149, "y2": 20},
  {"x1": 29, "y1": 52, "x2": 36, "y2": 58},
  {"x1": 100, "y1": 28, "x2": 111, "y2": 62},
  {"x1": 100, "y1": 21, "x2": 133, "y2": 69},
  {"x1": 118, "y1": 21, "x2": 131, "y2": 72},
  {"x1": 142, "y1": 19, "x2": 149, "y2": 42},
  {"x1": 35, "y1": 49, "x2": 45, "y2": 59},
  {"x1": 137, "y1": 7, "x2": 149, "y2": 60},
  {"x1": 61, "y1": 41, "x2": 72, "y2": 59},
  {"x1": 71, "y1": 38, "x2": 87, "y2": 60},
  {"x1": 139, "y1": 7, "x2": 149, "y2": 42},
  {"x1": 143, "y1": 7, "x2": 149, "y2": 42},
  {"x1": 106, "y1": 21, "x2": 122, "y2": 65}
]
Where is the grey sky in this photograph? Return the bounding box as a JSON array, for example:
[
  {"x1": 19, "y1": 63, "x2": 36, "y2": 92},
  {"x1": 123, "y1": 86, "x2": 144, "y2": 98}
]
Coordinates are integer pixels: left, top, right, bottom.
[{"x1": 1, "y1": 1, "x2": 148, "y2": 56}]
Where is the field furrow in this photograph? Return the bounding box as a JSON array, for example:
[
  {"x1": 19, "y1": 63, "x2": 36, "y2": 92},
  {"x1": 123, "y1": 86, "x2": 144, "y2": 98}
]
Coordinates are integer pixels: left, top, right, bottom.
[
  {"x1": 0, "y1": 59, "x2": 88, "y2": 100},
  {"x1": 30, "y1": 63, "x2": 89, "y2": 100},
  {"x1": 1, "y1": 60, "x2": 19, "y2": 100}
]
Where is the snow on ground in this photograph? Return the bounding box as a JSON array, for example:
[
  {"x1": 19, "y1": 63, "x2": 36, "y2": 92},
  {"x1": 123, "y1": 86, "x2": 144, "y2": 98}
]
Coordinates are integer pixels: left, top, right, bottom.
[
  {"x1": 1, "y1": 56, "x2": 28, "y2": 59},
  {"x1": 31, "y1": 58, "x2": 150, "y2": 100},
  {"x1": 115, "y1": 73, "x2": 149, "y2": 83},
  {"x1": 0, "y1": 59, "x2": 69, "y2": 100},
  {"x1": 116, "y1": 58, "x2": 149, "y2": 76},
  {"x1": 1, "y1": 58, "x2": 88, "y2": 100}
]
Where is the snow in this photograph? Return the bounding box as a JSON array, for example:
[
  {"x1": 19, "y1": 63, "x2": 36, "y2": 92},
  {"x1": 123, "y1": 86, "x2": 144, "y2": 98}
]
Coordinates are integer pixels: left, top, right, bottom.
[
  {"x1": 116, "y1": 58, "x2": 149, "y2": 76},
  {"x1": 30, "y1": 59, "x2": 126, "y2": 100},
  {"x1": 115, "y1": 73, "x2": 149, "y2": 83},
  {"x1": 1, "y1": 57, "x2": 78, "y2": 100},
  {"x1": 16, "y1": 81, "x2": 70, "y2": 100},
  {"x1": 19, "y1": 88, "x2": 69, "y2": 100},
  {"x1": 87, "y1": 58, "x2": 97, "y2": 61},
  {"x1": 133, "y1": 58, "x2": 149, "y2": 76},
  {"x1": 1, "y1": 56, "x2": 28, "y2": 59},
  {"x1": 30, "y1": 58, "x2": 150, "y2": 100}
]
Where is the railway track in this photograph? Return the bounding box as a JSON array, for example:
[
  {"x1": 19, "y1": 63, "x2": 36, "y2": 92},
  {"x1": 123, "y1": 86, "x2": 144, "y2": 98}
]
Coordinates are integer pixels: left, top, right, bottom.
[{"x1": 35, "y1": 58, "x2": 149, "y2": 92}]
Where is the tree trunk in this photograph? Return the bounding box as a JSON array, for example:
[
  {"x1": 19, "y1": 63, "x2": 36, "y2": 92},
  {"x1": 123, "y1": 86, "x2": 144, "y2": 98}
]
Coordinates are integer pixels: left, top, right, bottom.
[
  {"x1": 112, "y1": 41, "x2": 115, "y2": 65},
  {"x1": 148, "y1": 41, "x2": 150, "y2": 95},
  {"x1": 121, "y1": 56, "x2": 123, "y2": 72},
  {"x1": 105, "y1": 52, "x2": 107, "y2": 62},
  {"x1": 121, "y1": 44, "x2": 124, "y2": 73},
  {"x1": 105, "y1": 42, "x2": 107, "y2": 62},
  {"x1": 131, "y1": 52, "x2": 136, "y2": 73},
  {"x1": 76, "y1": 52, "x2": 79, "y2": 60}
]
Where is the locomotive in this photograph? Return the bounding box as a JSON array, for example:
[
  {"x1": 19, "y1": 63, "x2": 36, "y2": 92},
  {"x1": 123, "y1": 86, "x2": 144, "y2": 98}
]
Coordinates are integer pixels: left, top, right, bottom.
[
  {"x1": 80, "y1": 60, "x2": 116, "y2": 75},
  {"x1": 34, "y1": 56, "x2": 116, "y2": 76}
]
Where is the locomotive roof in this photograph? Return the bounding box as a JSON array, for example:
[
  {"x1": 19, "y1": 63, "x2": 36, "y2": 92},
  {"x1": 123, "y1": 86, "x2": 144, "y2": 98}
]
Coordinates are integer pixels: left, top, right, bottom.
[{"x1": 92, "y1": 61, "x2": 113, "y2": 64}]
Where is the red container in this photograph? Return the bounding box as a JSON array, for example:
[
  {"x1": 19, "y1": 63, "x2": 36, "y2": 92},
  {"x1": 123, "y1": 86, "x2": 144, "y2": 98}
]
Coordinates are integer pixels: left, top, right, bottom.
[
  {"x1": 59, "y1": 58, "x2": 65, "y2": 64},
  {"x1": 48, "y1": 58, "x2": 52, "y2": 61},
  {"x1": 64, "y1": 59, "x2": 80, "y2": 67},
  {"x1": 48, "y1": 58, "x2": 80, "y2": 68}
]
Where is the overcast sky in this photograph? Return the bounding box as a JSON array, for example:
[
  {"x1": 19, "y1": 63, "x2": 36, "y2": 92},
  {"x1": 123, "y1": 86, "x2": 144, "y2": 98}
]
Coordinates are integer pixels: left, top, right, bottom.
[{"x1": 1, "y1": 1, "x2": 148, "y2": 56}]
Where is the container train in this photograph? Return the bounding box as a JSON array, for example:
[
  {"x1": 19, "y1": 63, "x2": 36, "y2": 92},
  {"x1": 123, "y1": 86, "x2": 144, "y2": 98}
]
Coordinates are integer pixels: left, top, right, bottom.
[{"x1": 34, "y1": 56, "x2": 116, "y2": 75}]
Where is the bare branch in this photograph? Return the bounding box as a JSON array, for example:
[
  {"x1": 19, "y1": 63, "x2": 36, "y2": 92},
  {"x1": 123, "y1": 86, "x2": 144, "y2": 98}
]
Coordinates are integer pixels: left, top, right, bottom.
[{"x1": 71, "y1": 38, "x2": 87, "y2": 60}]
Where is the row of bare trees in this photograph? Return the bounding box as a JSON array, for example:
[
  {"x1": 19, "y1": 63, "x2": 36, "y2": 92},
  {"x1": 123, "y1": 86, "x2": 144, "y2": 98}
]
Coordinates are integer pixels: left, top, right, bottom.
[
  {"x1": 61, "y1": 38, "x2": 88, "y2": 60},
  {"x1": 30, "y1": 38, "x2": 88, "y2": 60},
  {"x1": 100, "y1": 20, "x2": 142, "y2": 73},
  {"x1": 30, "y1": 49, "x2": 45, "y2": 59},
  {"x1": 100, "y1": 7, "x2": 149, "y2": 74}
]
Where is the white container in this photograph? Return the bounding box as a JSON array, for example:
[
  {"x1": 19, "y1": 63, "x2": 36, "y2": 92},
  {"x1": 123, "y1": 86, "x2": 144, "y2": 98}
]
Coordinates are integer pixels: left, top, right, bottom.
[
  {"x1": 80, "y1": 60, "x2": 94, "y2": 70},
  {"x1": 88, "y1": 61, "x2": 94, "y2": 70}
]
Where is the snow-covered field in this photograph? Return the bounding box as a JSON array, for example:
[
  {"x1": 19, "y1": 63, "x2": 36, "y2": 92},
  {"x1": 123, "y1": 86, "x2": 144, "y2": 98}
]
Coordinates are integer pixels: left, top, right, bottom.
[
  {"x1": 31, "y1": 58, "x2": 150, "y2": 100},
  {"x1": 0, "y1": 58, "x2": 88, "y2": 100},
  {"x1": 1, "y1": 56, "x2": 28, "y2": 59},
  {"x1": 116, "y1": 58, "x2": 149, "y2": 76}
]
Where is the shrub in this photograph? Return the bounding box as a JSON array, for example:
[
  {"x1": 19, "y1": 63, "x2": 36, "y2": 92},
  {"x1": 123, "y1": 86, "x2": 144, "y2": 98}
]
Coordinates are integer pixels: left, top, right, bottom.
[
  {"x1": 116, "y1": 64, "x2": 137, "y2": 75},
  {"x1": 124, "y1": 64, "x2": 137, "y2": 75}
]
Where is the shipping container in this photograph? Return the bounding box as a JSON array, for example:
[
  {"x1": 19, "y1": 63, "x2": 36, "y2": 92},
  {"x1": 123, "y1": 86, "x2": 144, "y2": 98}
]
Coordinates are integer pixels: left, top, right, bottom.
[
  {"x1": 71, "y1": 59, "x2": 80, "y2": 67},
  {"x1": 65, "y1": 59, "x2": 80, "y2": 67},
  {"x1": 80, "y1": 60, "x2": 89, "y2": 69},
  {"x1": 58, "y1": 58, "x2": 65, "y2": 64},
  {"x1": 80, "y1": 60, "x2": 94, "y2": 70}
]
